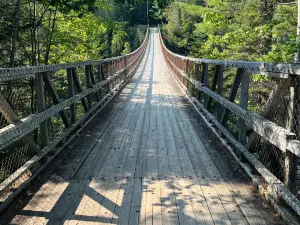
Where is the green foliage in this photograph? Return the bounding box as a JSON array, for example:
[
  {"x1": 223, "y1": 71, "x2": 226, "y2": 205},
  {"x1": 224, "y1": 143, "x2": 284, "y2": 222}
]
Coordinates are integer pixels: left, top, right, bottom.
[
  {"x1": 122, "y1": 42, "x2": 132, "y2": 55},
  {"x1": 111, "y1": 24, "x2": 128, "y2": 56},
  {"x1": 162, "y1": 0, "x2": 297, "y2": 63}
]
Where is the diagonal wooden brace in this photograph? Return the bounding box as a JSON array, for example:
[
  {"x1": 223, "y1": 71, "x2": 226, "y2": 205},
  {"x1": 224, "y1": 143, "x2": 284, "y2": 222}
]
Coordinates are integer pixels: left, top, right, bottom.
[
  {"x1": 42, "y1": 73, "x2": 70, "y2": 128},
  {"x1": 0, "y1": 91, "x2": 39, "y2": 153}
]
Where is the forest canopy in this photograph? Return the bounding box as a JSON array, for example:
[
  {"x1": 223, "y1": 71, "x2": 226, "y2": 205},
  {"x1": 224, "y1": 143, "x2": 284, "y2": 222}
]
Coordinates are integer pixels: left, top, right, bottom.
[
  {"x1": 0, "y1": 0, "x2": 154, "y2": 68},
  {"x1": 0, "y1": 0, "x2": 297, "y2": 68},
  {"x1": 161, "y1": 0, "x2": 298, "y2": 63}
]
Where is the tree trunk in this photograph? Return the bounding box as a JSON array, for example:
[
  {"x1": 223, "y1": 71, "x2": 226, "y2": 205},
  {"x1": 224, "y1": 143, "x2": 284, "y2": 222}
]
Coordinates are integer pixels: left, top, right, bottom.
[
  {"x1": 9, "y1": 0, "x2": 21, "y2": 67},
  {"x1": 44, "y1": 6, "x2": 57, "y2": 65}
]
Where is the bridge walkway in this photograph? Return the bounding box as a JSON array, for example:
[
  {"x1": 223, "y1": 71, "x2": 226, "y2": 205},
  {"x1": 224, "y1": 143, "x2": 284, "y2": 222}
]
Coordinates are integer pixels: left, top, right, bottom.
[{"x1": 0, "y1": 29, "x2": 283, "y2": 225}]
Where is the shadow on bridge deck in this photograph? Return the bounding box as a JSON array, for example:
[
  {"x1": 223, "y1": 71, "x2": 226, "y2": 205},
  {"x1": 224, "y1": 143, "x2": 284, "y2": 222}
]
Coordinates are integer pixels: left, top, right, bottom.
[{"x1": 0, "y1": 28, "x2": 283, "y2": 225}]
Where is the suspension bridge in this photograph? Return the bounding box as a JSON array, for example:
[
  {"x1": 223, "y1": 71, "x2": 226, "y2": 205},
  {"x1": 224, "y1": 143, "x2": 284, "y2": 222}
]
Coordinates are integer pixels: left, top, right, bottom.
[{"x1": 0, "y1": 28, "x2": 300, "y2": 224}]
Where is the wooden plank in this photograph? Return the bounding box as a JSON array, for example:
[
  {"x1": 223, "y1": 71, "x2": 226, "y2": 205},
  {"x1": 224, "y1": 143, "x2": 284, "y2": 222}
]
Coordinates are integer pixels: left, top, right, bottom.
[
  {"x1": 134, "y1": 51, "x2": 153, "y2": 179},
  {"x1": 10, "y1": 175, "x2": 62, "y2": 225},
  {"x1": 156, "y1": 82, "x2": 170, "y2": 179},
  {"x1": 166, "y1": 84, "x2": 219, "y2": 178},
  {"x1": 112, "y1": 178, "x2": 135, "y2": 225},
  {"x1": 62, "y1": 180, "x2": 93, "y2": 225},
  {"x1": 164, "y1": 87, "x2": 197, "y2": 179},
  {"x1": 146, "y1": 78, "x2": 158, "y2": 179},
  {"x1": 110, "y1": 84, "x2": 143, "y2": 179},
  {"x1": 185, "y1": 178, "x2": 214, "y2": 225},
  {"x1": 128, "y1": 178, "x2": 142, "y2": 225},
  {"x1": 121, "y1": 79, "x2": 147, "y2": 179},
  {"x1": 152, "y1": 179, "x2": 163, "y2": 225},
  {"x1": 173, "y1": 178, "x2": 197, "y2": 225},
  {"x1": 224, "y1": 179, "x2": 273, "y2": 225},
  {"x1": 95, "y1": 80, "x2": 139, "y2": 180},
  {"x1": 90, "y1": 59, "x2": 146, "y2": 180},
  {"x1": 161, "y1": 92, "x2": 184, "y2": 179},
  {"x1": 198, "y1": 178, "x2": 231, "y2": 224},
  {"x1": 110, "y1": 55, "x2": 151, "y2": 179},
  {"x1": 46, "y1": 180, "x2": 84, "y2": 225},
  {"x1": 93, "y1": 178, "x2": 122, "y2": 225},
  {"x1": 212, "y1": 178, "x2": 249, "y2": 224},
  {"x1": 71, "y1": 90, "x2": 130, "y2": 180},
  {"x1": 145, "y1": 178, "x2": 153, "y2": 225},
  {"x1": 160, "y1": 178, "x2": 180, "y2": 225}
]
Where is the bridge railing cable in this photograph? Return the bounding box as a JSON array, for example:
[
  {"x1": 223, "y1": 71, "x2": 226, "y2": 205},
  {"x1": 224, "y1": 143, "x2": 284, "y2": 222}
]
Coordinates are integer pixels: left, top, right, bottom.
[
  {"x1": 159, "y1": 28, "x2": 300, "y2": 218},
  {"x1": 0, "y1": 28, "x2": 149, "y2": 212}
]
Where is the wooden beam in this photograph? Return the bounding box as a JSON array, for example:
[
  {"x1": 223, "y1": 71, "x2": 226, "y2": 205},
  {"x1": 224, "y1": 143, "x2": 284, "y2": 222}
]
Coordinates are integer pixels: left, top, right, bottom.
[
  {"x1": 238, "y1": 70, "x2": 250, "y2": 145},
  {"x1": 67, "y1": 68, "x2": 76, "y2": 123},
  {"x1": 217, "y1": 65, "x2": 224, "y2": 122},
  {"x1": 71, "y1": 68, "x2": 89, "y2": 113},
  {"x1": 206, "y1": 66, "x2": 219, "y2": 110},
  {"x1": 284, "y1": 75, "x2": 299, "y2": 194},
  {"x1": 97, "y1": 64, "x2": 104, "y2": 99},
  {"x1": 195, "y1": 63, "x2": 201, "y2": 100},
  {"x1": 202, "y1": 63, "x2": 209, "y2": 107},
  {"x1": 85, "y1": 65, "x2": 93, "y2": 109},
  {"x1": 90, "y1": 66, "x2": 100, "y2": 102},
  {"x1": 247, "y1": 79, "x2": 290, "y2": 152},
  {"x1": 43, "y1": 73, "x2": 70, "y2": 128},
  {"x1": 36, "y1": 73, "x2": 49, "y2": 148},
  {"x1": 0, "y1": 91, "x2": 39, "y2": 152},
  {"x1": 220, "y1": 68, "x2": 243, "y2": 125}
]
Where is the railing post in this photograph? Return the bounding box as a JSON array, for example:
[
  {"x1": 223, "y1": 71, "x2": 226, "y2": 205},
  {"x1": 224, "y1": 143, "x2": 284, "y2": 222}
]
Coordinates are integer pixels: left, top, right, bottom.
[
  {"x1": 207, "y1": 66, "x2": 219, "y2": 110},
  {"x1": 202, "y1": 63, "x2": 209, "y2": 107},
  {"x1": 36, "y1": 72, "x2": 49, "y2": 148},
  {"x1": 195, "y1": 63, "x2": 201, "y2": 99},
  {"x1": 217, "y1": 65, "x2": 224, "y2": 122},
  {"x1": 85, "y1": 65, "x2": 92, "y2": 109},
  {"x1": 238, "y1": 69, "x2": 250, "y2": 145},
  {"x1": 90, "y1": 66, "x2": 100, "y2": 102},
  {"x1": 72, "y1": 68, "x2": 89, "y2": 113},
  {"x1": 284, "y1": 75, "x2": 299, "y2": 194},
  {"x1": 124, "y1": 57, "x2": 127, "y2": 80},
  {"x1": 67, "y1": 68, "x2": 76, "y2": 123},
  {"x1": 97, "y1": 64, "x2": 103, "y2": 100}
]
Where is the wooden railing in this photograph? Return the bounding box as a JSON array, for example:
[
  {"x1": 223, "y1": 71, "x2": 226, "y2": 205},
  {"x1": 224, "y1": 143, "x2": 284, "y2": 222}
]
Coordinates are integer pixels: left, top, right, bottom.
[
  {"x1": 0, "y1": 28, "x2": 149, "y2": 212},
  {"x1": 159, "y1": 29, "x2": 300, "y2": 217}
]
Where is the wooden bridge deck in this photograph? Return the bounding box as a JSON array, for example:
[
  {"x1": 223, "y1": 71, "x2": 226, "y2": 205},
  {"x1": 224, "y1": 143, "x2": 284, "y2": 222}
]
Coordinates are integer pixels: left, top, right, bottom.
[{"x1": 0, "y1": 29, "x2": 283, "y2": 225}]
